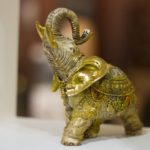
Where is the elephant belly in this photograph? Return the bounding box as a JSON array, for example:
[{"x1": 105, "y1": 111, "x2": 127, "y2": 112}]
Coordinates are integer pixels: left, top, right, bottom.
[
  {"x1": 67, "y1": 85, "x2": 136, "y2": 121},
  {"x1": 90, "y1": 87, "x2": 136, "y2": 120},
  {"x1": 98, "y1": 95, "x2": 134, "y2": 120}
]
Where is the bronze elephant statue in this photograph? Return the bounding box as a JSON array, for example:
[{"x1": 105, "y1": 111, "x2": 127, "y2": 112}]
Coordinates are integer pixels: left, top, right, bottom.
[{"x1": 36, "y1": 8, "x2": 142, "y2": 146}]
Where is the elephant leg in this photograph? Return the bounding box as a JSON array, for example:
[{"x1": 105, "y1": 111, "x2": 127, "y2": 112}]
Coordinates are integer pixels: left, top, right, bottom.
[
  {"x1": 65, "y1": 106, "x2": 72, "y2": 124},
  {"x1": 121, "y1": 110, "x2": 143, "y2": 136},
  {"x1": 61, "y1": 117, "x2": 92, "y2": 146},
  {"x1": 84, "y1": 119, "x2": 101, "y2": 138}
]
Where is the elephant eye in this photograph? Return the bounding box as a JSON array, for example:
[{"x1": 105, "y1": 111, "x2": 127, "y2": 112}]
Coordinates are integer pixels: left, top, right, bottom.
[{"x1": 70, "y1": 47, "x2": 76, "y2": 53}]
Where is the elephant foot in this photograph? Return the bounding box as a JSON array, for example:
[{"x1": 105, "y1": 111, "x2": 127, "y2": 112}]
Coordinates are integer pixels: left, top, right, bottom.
[
  {"x1": 61, "y1": 117, "x2": 92, "y2": 146},
  {"x1": 84, "y1": 130, "x2": 98, "y2": 138},
  {"x1": 125, "y1": 128, "x2": 142, "y2": 136},
  {"x1": 61, "y1": 136, "x2": 81, "y2": 146},
  {"x1": 84, "y1": 119, "x2": 101, "y2": 138},
  {"x1": 122, "y1": 112, "x2": 143, "y2": 136}
]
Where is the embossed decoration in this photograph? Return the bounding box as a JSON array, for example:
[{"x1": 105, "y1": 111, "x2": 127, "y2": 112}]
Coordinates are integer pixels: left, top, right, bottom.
[{"x1": 36, "y1": 8, "x2": 143, "y2": 146}]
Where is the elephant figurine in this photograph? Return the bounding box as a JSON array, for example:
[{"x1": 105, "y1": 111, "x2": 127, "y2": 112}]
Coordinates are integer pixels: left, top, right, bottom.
[{"x1": 36, "y1": 8, "x2": 142, "y2": 146}]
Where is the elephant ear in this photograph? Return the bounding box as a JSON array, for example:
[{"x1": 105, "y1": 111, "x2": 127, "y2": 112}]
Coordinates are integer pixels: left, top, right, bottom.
[{"x1": 66, "y1": 56, "x2": 109, "y2": 96}]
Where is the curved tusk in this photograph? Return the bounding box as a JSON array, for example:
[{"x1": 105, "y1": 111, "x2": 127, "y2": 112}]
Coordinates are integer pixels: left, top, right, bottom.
[
  {"x1": 35, "y1": 21, "x2": 45, "y2": 40},
  {"x1": 45, "y1": 25, "x2": 58, "y2": 48}
]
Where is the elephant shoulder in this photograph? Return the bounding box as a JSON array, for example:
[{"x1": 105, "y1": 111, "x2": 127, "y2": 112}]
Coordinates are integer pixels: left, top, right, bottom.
[{"x1": 66, "y1": 56, "x2": 109, "y2": 96}]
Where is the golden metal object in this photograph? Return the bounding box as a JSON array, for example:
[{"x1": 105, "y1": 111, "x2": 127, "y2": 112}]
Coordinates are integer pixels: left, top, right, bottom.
[{"x1": 36, "y1": 7, "x2": 143, "y2": 146}]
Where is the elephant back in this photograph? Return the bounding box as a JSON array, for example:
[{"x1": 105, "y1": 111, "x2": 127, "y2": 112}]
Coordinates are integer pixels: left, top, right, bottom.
[{"x1": 92, "y1": 66, "x2": 135, "y2": 96}]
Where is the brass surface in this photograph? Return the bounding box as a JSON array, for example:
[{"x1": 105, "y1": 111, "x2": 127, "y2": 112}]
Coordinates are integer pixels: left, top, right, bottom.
[{"x1": 36, "y1": 7, "x2": 143, "y2": 146}]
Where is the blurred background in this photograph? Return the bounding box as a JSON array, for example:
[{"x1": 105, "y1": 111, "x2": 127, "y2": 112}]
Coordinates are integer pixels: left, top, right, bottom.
[{"x1": 18, "y1": 0, "x2": 150, "y2": 126}]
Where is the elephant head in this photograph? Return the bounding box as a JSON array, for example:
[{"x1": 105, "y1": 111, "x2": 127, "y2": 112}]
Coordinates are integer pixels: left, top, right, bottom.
[{"x1": 36, "y1": 8, "x2": 93, "y2": 81}]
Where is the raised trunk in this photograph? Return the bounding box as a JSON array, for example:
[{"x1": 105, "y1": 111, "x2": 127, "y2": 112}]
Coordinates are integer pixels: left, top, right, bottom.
[{"x1": 46, "y1": 8, "x2": 92, "y2": 45}]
